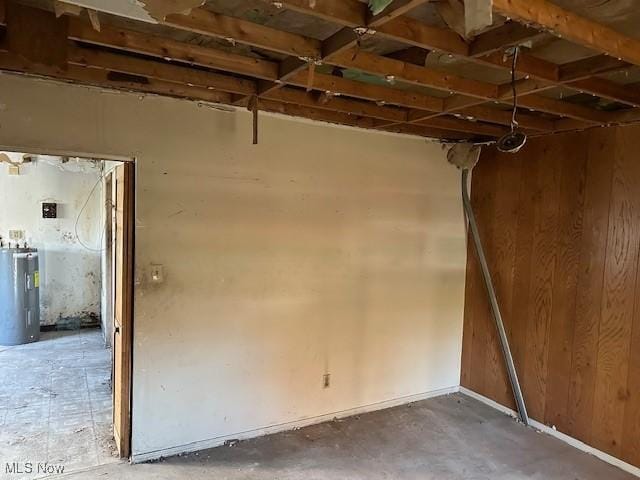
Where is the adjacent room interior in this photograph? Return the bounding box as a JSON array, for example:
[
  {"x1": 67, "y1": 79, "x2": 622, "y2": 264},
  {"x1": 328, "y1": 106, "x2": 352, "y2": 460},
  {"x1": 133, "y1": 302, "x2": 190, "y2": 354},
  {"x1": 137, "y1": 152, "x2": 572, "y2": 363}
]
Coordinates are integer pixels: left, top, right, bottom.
[
  {"x1": 0, "y1": 0, "x2": 639, "y2": 478},
  {"x1": 0, "y1": 153, "x2": 131, "y2": 474}
]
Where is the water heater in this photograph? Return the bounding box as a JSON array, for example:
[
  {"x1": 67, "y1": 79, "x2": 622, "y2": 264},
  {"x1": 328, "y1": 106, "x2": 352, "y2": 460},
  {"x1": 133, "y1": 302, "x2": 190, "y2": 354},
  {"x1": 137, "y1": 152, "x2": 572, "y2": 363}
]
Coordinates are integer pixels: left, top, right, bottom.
[{"x1": 0, "y1": 247, "x2": 40, "y2": 345}]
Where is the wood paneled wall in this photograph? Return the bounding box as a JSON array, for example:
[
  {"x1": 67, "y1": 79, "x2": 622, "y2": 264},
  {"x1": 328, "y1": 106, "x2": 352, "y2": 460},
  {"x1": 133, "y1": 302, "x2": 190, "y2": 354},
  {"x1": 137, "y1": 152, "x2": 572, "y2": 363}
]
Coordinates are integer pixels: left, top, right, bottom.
[{"x1": 461, "y1": 125, "x2": 640, "y2": 468}]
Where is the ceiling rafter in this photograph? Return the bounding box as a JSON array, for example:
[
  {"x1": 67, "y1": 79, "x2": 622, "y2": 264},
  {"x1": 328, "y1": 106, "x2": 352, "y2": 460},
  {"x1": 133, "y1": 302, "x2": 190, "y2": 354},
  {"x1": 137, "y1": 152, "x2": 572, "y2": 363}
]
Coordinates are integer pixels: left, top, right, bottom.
[
  {"x1": 67, "y1": 45, "x2": 256, "y2": 96},
  {"x1": 0, "y1": 47, "x2": 476, "y2": 140},
  {"x1": 51, "y1": 1, "x2": 639, "y2": 123},
  {"x1": 66, "y1": 11, "x2": 614, "y2": 127},
  {"x1": 1, "y1": 0, "x2": 640, "y2": 141},
  {"x1": 492, "y1": 0, "x2": 640, "y2": 67},
  {"x1": 468, "y1": 22, "x2": 545, "y2": 57},
  {"x1": 274, "y1": 0, "x2": 639, "y2": 106},
  {"x1": 65, "y1": 33, "x2": 507, "y2": 137},
  {"x1": 69, "y1": 21, "x2": 445, "y2": 111}
]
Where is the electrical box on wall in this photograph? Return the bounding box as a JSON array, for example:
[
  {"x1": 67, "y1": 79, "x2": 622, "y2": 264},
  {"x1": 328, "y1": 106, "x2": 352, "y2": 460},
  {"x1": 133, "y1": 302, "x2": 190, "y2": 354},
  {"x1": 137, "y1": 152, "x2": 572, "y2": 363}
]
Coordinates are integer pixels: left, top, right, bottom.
[{"x1": 42, "y1": 203, "x2": 57, "y2": 219}]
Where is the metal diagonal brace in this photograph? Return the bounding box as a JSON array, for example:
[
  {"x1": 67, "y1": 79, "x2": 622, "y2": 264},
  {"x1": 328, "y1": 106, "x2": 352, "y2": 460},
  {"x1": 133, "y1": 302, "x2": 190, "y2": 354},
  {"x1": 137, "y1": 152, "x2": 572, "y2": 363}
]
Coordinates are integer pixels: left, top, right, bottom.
[{"x1": 461, "y1": 168, "x2": 529, "y2": 426}]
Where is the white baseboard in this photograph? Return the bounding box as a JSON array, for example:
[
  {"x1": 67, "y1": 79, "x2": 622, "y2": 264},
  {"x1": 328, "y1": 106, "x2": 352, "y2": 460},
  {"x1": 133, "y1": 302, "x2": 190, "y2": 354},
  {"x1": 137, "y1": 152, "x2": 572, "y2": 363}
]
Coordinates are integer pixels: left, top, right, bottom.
[
  {"x1": 459, "y1": 386, "x2": 640, "y2": 478},
  {"x1": 132, "y1": 385, "x2": 460, "y2": 463}
]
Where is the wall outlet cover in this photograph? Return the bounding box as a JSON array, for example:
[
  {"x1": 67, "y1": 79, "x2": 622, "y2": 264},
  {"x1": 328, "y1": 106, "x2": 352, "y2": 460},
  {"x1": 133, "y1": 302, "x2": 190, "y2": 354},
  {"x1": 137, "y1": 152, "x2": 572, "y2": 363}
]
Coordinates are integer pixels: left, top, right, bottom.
[{"x1": 9, "y1": 230, "x2": 25, "y2": 240}]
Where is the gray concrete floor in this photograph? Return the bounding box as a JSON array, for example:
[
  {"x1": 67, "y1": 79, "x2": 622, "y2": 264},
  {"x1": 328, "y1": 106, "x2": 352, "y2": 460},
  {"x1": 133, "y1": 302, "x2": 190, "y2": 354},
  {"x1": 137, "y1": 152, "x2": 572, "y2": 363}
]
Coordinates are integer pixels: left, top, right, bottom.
[
  {"x1": 0, "y1": 329, "x2": 119, "y2": 479},
  {"x1": 62, "y1": 393, "x2": 634, "y2": 480}
]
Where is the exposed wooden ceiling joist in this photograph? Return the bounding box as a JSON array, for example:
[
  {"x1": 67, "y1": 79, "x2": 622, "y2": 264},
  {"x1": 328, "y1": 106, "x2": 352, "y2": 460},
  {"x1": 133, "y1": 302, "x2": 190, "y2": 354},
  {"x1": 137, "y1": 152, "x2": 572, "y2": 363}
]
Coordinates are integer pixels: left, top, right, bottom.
[
  {"x1": 492, "y1": 0, "x2": 640, "y2": 67},
  {"x1": 67, "y1": 45, "x2": 256, "y2": 96},
  {"x1": 1, "y1": 0, "x2": 640, "y2": 141},
  {"x1": 68, "y1": 19, "x2": 279, "y2": 80},
  {"x1": 272, "y1": 0, "x2": 637, "y2": 110},
  {"x1": 559, "y1": 55, "x2": 630, "y2": 82},
  {"x1": 468, "y1": 22, "x2": 544, "y2": 57},
  {"x1": 67, "y1": 5, "x2": 640, "y2": 128}
]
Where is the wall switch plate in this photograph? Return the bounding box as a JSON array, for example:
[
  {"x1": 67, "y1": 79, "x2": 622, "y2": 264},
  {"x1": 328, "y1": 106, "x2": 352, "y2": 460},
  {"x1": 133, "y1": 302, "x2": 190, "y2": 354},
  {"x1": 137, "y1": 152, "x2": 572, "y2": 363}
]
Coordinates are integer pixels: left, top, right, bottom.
[
  {"x1": 323, "y1": 373, "x2": 331, "y2": 389},
  {"x1": 8, "y1": 165, "x2": 20, "y2": 175},
  {"x1": 150, "y1": 264, "x2": 164, "y2": 283},
  {"x1": 9, "y1": 230, "x2": 24, "y2": 240}
]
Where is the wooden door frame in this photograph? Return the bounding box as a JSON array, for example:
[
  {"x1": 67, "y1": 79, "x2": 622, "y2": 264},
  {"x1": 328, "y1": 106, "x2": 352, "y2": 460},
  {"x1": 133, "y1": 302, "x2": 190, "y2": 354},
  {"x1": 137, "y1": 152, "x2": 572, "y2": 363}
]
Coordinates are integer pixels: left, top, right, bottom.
[
  {"x1": 0, "y1": 146, "x2": 136, "y2": 459},
  {"x1": 112, "y1": 161, "x2": 135, "y2": 459}
]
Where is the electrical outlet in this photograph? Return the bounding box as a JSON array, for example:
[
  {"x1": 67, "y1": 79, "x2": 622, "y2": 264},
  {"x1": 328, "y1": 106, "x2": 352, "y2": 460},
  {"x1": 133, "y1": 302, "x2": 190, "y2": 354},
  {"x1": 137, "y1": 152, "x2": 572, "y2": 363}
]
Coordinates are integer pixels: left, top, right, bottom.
[
  {"x1": 9, "y1": 230, "x2": 24, "y2": 240},
  {"x1": 323, "y1": 373, "x2": 331, "y2": 389}
]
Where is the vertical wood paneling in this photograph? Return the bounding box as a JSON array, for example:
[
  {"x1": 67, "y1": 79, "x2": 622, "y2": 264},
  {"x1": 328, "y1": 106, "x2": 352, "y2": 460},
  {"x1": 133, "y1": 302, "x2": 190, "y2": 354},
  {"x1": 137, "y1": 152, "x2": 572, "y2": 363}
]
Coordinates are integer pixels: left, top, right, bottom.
[
  {"x1": 483, "y1": 152, "x2": 522, "y2": 407},
  {"x1": 467, "y1": 163, "x2": 496, "y2": 396},
  {"x1": 460, "y1": 236, "x2": 477, "y2": 388},
  {"x1": 591, "y1": 127, "x2": 640, "y2": 457},
  {"x1": 461, "y1": 125, "x2": 640, "y2": 469},
  {"x1": 522, "y1": 140, "x2": 562, "y2": 421},
  {"x1": 509, "y1": 146, "x2": 537, "y2": 387},
  {"x1": 566, "y1": 128, "x2": 615, "y2": 443},
  {"x1": 544, "y1": 134, "x2": 587, "y2": 432},
  {"x1": 624, "y1": 269, "x2": 640, "y2": 466}
]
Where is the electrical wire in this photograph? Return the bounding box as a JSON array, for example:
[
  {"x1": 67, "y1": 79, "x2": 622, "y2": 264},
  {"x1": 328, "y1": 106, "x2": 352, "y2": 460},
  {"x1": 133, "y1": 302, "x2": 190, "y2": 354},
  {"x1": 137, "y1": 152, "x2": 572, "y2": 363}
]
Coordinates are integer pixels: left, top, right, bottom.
[
  {"x1": 510, "y1": 46, "x2": 520, "y2": 133},
  {"x1": 74, "y1": 163, "x2": 118, "y2": 253}
]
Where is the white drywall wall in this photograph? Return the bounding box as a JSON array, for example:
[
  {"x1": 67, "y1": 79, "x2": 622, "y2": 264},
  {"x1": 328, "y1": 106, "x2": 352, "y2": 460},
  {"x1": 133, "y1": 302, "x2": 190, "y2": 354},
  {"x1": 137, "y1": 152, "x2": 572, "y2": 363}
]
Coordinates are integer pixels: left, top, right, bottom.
[
  {"x1": 0, "y1": 73, "x2": 467, "y2": 459},
  {"x1": 0, "y1": 154, "x2": 103, "y2": 326}
]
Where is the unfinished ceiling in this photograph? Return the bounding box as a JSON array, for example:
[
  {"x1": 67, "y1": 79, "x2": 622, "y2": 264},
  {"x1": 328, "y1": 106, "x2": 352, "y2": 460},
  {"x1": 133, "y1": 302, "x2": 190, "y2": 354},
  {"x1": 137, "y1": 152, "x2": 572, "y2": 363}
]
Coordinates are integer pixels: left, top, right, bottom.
[{"x1": 1, "y1": 0, "x2": 640, "y2": 141}]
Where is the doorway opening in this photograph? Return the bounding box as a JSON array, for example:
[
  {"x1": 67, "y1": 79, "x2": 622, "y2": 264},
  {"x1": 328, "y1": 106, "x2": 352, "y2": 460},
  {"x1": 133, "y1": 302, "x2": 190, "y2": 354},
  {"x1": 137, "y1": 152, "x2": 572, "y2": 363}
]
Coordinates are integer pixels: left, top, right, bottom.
[{"x1": 0, "y1": 152, "x2": 134, "y2": 474}]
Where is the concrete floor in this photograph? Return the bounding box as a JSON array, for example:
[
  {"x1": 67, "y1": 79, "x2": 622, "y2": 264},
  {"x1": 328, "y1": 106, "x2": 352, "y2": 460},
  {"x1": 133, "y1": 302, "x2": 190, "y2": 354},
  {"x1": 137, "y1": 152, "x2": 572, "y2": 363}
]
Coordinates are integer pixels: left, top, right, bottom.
[
  {"x1": 61, "y1": 393, "x2": 634, "y2": 480},
  {"x1": 0, "y1": 329, "x2": 119, "y2": 479}
]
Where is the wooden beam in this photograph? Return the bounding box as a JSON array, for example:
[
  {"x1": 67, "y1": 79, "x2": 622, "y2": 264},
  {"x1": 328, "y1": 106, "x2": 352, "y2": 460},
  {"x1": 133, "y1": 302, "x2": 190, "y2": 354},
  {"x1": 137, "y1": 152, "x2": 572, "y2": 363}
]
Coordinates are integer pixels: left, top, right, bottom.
[
  {"x1": 0, "y1": 48, "x2": 466, "y2": 140},
  {"x1": 330, "y1": 49, "x2": 499, "y2": 99},
  {"x1": 0, "y1": 51, "x2": 232, "y2": 104},
  {"x1": 452, "y1": 104, "x2": 555, "y2": 131},
  {"x1": 517, "y1": 94, "x2": 610, "y2": 123},
  {"x1": 376, "y1": 113, "x2": 509, "y2": 137},
  {"x1": 68, "y1": 19, "x2": 279, "y2": 80},
  {"x1": 469, "y1": 22, "x2": 543, "y2": 57},
  {"x1": 414, "y1": 115, "x2": 508, "y2": 136},
  {"x1": 492, "y1": 0, "x2": 640, "y2": 67},
  {"x1": 262, "y1": 87, "x2": 409, "y2": 123},
  {"x1": 67, "y1": 45, "x2": 256, "y2": 95},
  {"x1": 377, "y1": 16, "x2": 469, "y2": 56},
  {"x1": 69, "y1": 20, "x2": 447, "y2": 113},
  {"x1": 259, "y1": 98, "x2": 377, "y2": 129},
  {"x1": 321, "y1": 27, "x2": 360, "y2": 60},
  {"x1": 607, "y1": 105, "x2": 640, "y2": 125},
  {"x1": 479, "y1": 50, "x2": 559, "y2": 82},
  {"x1": 496, "y1": 77, "x2": 555, "y2": 99},
  {"x1": 287, "y1": 70, "x2": 444, "y2": 112},
  {"x1": 559, "y1": 54, "x2": 630, "y2": 82},
  {"x1": 566, "y1": 78, "x2": 640, "y2": 107},
  {"x1": 380, "y1": 122, "x2": 472, "y2": 139},
  {"x1": 276, "y1": 0, "x2": 636, "y2": 107},
  {"x1": 162, "y1": 8, "x2": 321, "y2": 58},
  {"x1": 257, "y1": 99, "x2": 471, "y2": 139}
]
